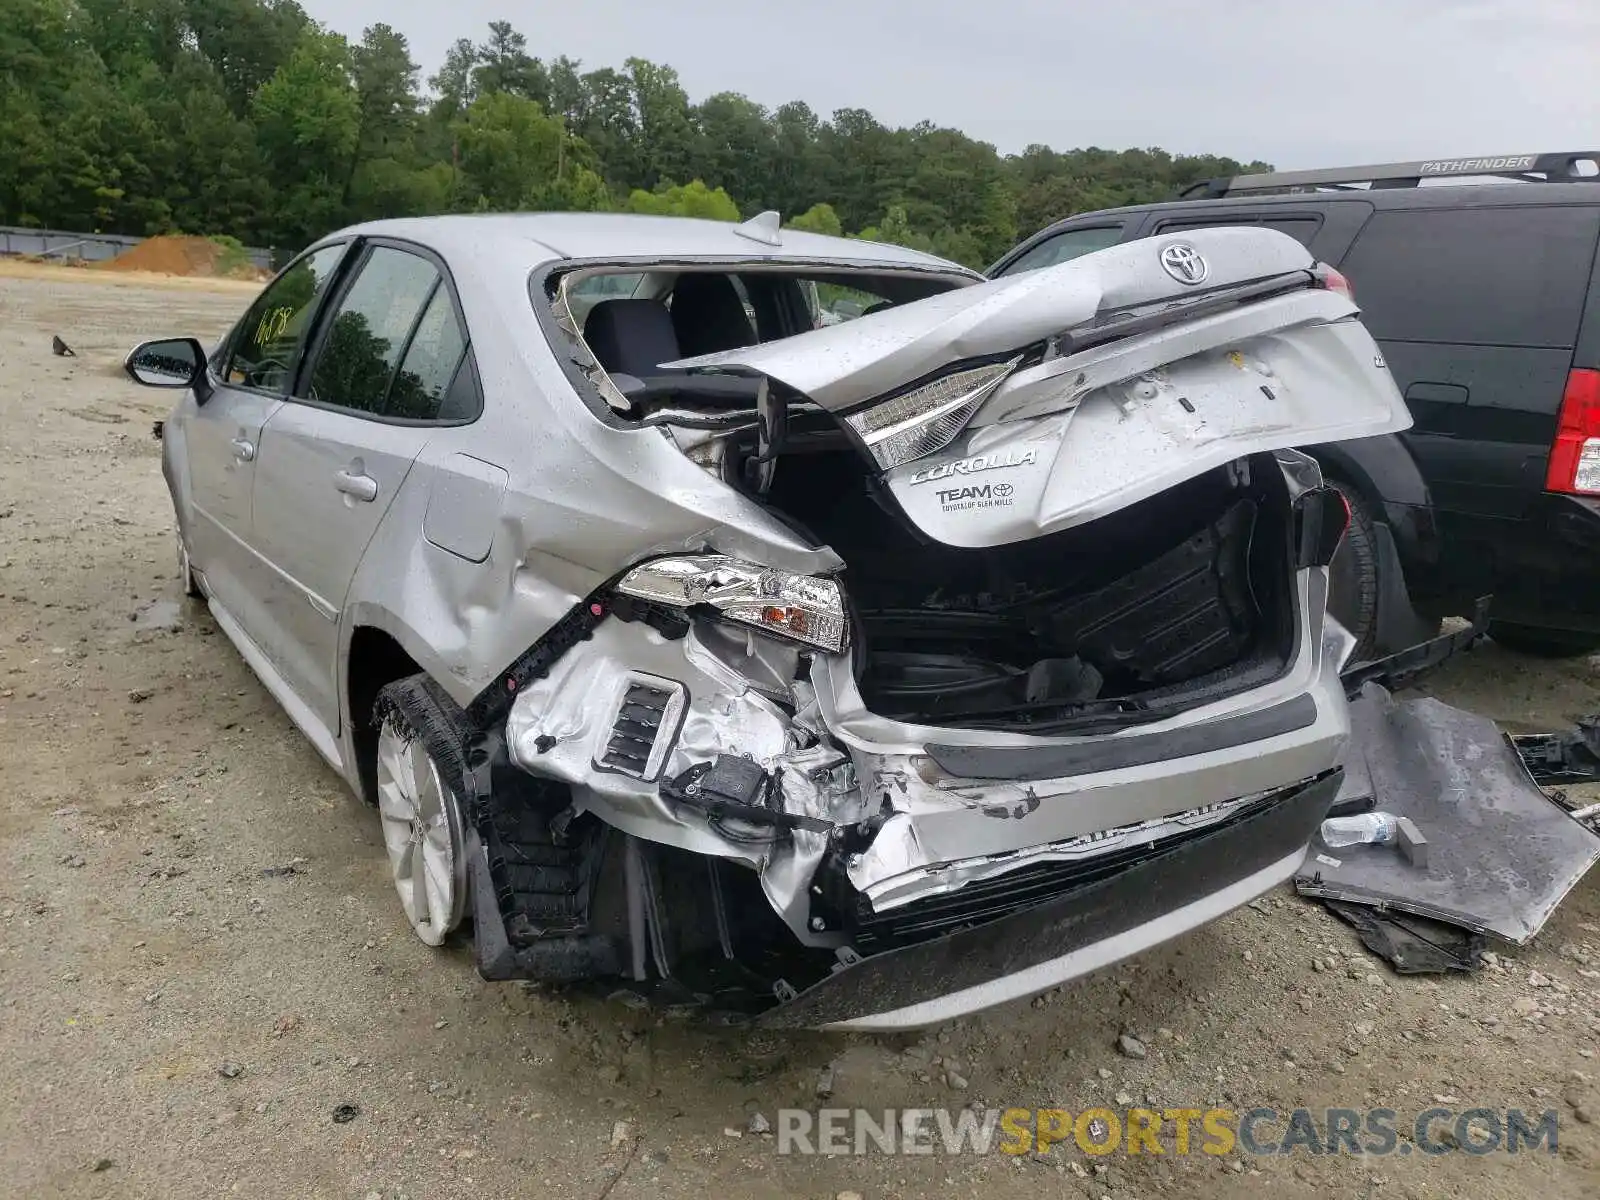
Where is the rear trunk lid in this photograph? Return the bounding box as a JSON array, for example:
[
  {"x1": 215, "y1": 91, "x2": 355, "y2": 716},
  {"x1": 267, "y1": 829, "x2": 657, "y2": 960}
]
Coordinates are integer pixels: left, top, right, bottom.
[{"x1": 671, "y1": 226, "x2": 1410, "y2": 546}]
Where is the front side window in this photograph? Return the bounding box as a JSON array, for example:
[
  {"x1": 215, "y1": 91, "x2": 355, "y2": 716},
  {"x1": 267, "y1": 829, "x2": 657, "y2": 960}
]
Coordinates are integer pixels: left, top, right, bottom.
[
  {"x1": 998, "y1": 225, "x2": 1126, "y2": 275},
  {"x1": 305, "y1": 247, "x2": 441, "y2": 414},
  {"x1": 223, "y1": 243, "x2": 347, "y2": 391}
]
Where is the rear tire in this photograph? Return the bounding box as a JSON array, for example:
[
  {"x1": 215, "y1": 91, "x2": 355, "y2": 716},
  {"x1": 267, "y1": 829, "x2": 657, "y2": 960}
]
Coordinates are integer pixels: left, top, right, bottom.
[
  {"x1": 1325, "y1": 481, "x2": 1380, "y2": 662},
  {"x1": 1488, "y1": 621, "x2": 1600, "y2": 659}
]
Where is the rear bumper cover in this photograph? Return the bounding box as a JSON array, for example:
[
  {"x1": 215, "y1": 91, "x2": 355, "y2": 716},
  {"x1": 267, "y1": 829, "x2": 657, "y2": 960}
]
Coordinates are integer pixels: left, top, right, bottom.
[{"x1": 759, "y1": 769, "x2": 1339, "y2": 1030}]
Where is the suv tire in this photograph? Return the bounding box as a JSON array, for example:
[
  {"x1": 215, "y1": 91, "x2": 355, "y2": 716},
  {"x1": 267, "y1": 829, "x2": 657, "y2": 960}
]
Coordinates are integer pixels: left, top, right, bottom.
[{"x1": 1326, "y1": 481, "x2": 1380, "y2": 661}]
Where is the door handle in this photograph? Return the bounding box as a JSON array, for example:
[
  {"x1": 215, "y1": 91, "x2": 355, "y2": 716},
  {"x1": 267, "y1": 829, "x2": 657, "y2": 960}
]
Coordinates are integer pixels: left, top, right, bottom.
[
  {"x1": 334, "y1": 468, "x2": 378, "y2": 503},
  {"x1": 230, "y1": 436, "x2": 255, "y2": 462}
]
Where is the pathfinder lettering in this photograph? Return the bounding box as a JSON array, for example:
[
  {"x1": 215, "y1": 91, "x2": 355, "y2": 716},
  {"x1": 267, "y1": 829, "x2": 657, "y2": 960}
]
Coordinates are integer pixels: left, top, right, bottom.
[
  {"x1": 909, "y1": 449, "x2": 1038, "y2": 486},
  {"x1": 1420, "y1": 156, "x2": 1535, "y2": 175}
]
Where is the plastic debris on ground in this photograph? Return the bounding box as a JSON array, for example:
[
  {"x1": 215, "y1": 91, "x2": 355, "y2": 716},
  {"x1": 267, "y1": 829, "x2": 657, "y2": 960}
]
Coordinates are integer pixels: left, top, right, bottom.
[
  {"x1": 1322, "y1": 899, "x2": 1485, "y2": 974},
  {"x1": 1297, "y1": 684, "x2": 1600, "y2": 956}
]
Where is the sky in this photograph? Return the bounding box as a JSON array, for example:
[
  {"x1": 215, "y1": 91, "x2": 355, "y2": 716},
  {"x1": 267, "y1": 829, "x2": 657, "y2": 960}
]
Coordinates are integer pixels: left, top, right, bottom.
[{"x1": 306, "y1": 0, "x2": 1600, "y2": 170}]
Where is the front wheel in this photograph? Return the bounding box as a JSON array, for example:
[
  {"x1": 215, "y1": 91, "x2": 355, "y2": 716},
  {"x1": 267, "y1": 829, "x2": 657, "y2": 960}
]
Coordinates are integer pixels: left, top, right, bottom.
[
  {"x1": 373, "y1": 676, "x2": 471, "y2": 946},
  {"x1": 1488, "y1": 621, "x2": 1600, "y2": 659}
]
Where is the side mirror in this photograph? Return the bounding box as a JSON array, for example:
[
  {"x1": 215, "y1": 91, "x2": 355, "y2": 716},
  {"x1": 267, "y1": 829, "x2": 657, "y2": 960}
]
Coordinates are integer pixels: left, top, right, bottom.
[{"x1": 125, "y1": 337, "x2": 206, "y2": 390}]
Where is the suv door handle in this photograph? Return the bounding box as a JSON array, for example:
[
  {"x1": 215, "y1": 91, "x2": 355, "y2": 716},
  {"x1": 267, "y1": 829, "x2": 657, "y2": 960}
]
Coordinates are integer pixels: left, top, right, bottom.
[
  {"x1": 333, "y1": 468, "x2": 378, "y2": 503},
  {"x1": 230, "y1": 437, "x2": 255, "y2": 462}
]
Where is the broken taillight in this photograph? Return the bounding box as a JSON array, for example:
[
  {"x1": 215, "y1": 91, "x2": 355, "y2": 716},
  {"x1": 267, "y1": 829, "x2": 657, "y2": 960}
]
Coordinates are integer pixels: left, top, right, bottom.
[
  {"x1": 615, "y1": 555, "x2": 848, "y2": 653},
  {"x1": 1294, "y1": 484, "x2": 1351, "y2": 568},
  {"x1": 1545, "y1": 367, "x2": 1600, "y2": 495},
  {"x1": 843, "y1": 357, "x2": 1020, "y2": 472},
  {"x1": 1314, "y1": 264, "x2": 1355, "y2": 300}
]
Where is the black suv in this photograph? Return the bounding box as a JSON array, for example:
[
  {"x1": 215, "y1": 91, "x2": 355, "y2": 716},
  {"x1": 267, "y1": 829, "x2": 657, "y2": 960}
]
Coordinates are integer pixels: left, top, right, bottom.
[{"x1": 990, "y1": 152, "x2": 1600, "y2": 658}]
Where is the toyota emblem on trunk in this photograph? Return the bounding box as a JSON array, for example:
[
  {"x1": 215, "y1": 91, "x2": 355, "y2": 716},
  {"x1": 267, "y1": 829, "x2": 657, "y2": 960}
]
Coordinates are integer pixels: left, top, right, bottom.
[{"x1": 1159, "y1": 243, "x2": 1209, "y2": 285}]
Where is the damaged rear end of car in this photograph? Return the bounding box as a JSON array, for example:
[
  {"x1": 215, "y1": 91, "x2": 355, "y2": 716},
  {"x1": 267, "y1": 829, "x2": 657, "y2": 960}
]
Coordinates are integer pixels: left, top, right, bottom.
[{"x1": 462, "y1": 226, "x2": 1412, "y2": 1029}]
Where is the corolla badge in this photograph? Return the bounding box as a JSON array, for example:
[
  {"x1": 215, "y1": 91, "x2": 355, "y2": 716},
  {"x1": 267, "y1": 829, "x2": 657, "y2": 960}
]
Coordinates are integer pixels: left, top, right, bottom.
[
  {"x1": 907, "y1": 448, "x2": 1038, "y2": 486},
  {"x1": 1159, "y1": 243, "x2": 1209, "y2": 286}
]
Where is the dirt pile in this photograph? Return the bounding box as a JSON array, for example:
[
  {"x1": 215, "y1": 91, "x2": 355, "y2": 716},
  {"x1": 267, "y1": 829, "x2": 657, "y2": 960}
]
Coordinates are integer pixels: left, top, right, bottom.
[{"x1": 95, "y1": 234, "x2": 267, "y2": 279}]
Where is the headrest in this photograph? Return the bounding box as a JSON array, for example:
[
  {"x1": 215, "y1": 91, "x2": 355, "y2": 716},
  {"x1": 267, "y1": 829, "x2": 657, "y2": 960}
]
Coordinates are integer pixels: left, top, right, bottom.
[{"x1": 583, "y1": 299, "x2": 681, "y2": 377}]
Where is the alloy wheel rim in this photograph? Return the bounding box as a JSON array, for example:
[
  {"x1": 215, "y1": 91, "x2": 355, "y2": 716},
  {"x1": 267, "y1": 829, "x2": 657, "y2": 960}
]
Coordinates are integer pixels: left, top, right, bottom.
[{"x1": 375, "y1": 723, "x2": 466, "y2": 945}]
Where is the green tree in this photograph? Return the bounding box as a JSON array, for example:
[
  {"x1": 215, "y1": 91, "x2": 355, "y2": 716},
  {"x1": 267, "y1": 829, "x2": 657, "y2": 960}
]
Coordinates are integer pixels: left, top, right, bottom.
[
  {"x1": 132, "y1": 51, "x2": 267, "y2": 237},
  {"x1": 625, "y1": 180, "x2": 740, "y2": 222},
  {"x1": 625, "y1": 57, "x2": 696, "y2": 191},
  {"x1": 427, "y1": 37, "x2": 478, "y2": 125},
  {"x1": 567, "y1": 66, "x2": 639, "y2": 189},
  {"x1": 251, "y1": 29, "x2": 359, "y2": 244},
  {"x1": 787, "y1": 202, "x2": 841, "y2": 237},
  {"x1": 183, "y1": 0, "x2": 310, "y2": 114},
  {"x1": 454, "y1": 91, "x2": 605, "y2": 213},
  {"x1": 473, "y1": 20, "x2": 546, "y2": 104},
  {"x1": 343, "y1": 23, "x2": 420, "y2": 214},
  {"x1": 692, "y1": 92, "x2": 776, "y2": 213},
  {"x1": 768, "y1": 100, "x2": 822, "y2": 218},
  {"x1": 0, "y1": 4, "x2": 1273, "y2": 260}
]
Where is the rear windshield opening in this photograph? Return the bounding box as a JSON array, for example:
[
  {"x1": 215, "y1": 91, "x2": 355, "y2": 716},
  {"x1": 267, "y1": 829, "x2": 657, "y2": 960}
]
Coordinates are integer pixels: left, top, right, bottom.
[{"x1": 550, "y1": 265, "x2": 963, "y2": 419}]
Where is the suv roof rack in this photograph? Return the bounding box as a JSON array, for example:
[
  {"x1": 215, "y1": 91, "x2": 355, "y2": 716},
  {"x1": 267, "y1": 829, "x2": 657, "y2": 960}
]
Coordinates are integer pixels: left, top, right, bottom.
[{"x1": 1180, "y1": 151, "x2": 1600, "y2": 199}]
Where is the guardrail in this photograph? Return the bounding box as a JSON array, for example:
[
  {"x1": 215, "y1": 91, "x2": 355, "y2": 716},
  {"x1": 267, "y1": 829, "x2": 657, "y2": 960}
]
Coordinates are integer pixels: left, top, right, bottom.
[{"x1": 0, "y1": 225, "x2": 274, "y2": 270}]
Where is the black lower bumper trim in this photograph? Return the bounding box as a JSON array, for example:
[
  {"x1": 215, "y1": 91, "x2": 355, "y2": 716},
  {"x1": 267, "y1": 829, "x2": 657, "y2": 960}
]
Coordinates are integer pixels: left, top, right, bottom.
[
  {"x1": 758, "y1": 770, "x2": 1340, "y2": 1028},
  {"x1": 925, "y1": 692, "x2": 1319, "y2": 781},
  {"x1": 469, "y1": 837, "x2": 621, "y2": 982}
]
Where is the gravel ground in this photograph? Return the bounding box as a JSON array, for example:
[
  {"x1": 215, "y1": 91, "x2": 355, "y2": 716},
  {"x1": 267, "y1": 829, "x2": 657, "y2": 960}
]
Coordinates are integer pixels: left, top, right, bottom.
[{"x1": 1, "y1": 263, "x2": 1598, "y2": 1200}]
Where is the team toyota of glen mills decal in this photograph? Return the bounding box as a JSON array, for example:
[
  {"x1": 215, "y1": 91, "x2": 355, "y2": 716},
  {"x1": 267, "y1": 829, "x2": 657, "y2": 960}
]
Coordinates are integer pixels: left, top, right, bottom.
[{"x1": 907, "y1": 449, "x2": 1038, "y2": 511}]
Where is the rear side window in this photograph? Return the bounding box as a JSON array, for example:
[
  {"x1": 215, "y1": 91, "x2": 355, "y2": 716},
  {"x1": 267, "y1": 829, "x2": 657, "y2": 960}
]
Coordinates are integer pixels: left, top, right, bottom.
[
  {"x1": 999, "y1": 224, "x2": 1126, "y2": 275},
  {"x1": 387, "y1": 288, "x2": 473, "y2": 421},
  {"x1": 1153, "y1": 214, "x2": 1322, "y2": 248},
  {"x1": 1339, "y1": 207, "x2": 1600, "y2": 347},
  {"x1": 306, "y1": 246, "x2": 440, "y2": 414}
]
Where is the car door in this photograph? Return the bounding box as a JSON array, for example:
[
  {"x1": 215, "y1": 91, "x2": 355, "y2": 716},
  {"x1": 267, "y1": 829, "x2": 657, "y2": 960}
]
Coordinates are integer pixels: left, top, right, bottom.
[
  {"x1": 183, "y1": 243, "x2": 350, "y2": 641},
  {"x1": 248, "y1": 241, "x2": 476, "y2": 737}
]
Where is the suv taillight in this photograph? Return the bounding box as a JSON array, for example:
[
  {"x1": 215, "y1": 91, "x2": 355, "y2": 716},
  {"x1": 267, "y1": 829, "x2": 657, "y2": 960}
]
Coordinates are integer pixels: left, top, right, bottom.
[
  {"x1": 1315, "y1": 264, "x2": 1354, "y2": 300},
  {"x1": 1545, "y1": 368, "x2": 1600, "y2": 495}
]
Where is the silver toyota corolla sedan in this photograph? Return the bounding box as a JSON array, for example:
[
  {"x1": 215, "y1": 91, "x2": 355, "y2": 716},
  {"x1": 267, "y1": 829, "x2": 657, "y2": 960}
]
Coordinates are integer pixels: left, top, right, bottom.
[{"x1": 125, "y1": 212, "x2": 1411, "y2": 1029}]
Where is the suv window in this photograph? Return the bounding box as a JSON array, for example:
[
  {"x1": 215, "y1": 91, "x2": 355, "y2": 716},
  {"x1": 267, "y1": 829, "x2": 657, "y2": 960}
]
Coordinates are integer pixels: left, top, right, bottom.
[
  {"x1": 1339, "y1": 206, "x2": 1600, "y2": 348},
  {"x1": 305, "y1": 246, "x2": 441, "y2": 414},
  {"x1": 224, "y1": 244, "x2": 347, "y2": 391},
  {"x1": 1152, "y1": 214, "x2": 1322, "y2": 249},
  {"x1": 999, "y1": 224, "x2": 1126, "y2": 275}
]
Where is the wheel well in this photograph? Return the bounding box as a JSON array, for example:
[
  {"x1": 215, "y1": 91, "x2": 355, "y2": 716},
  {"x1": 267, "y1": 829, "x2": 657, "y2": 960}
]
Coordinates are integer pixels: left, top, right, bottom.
[{"x1": 347, "y1": 627, "x2": 423, "y2": 805}]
